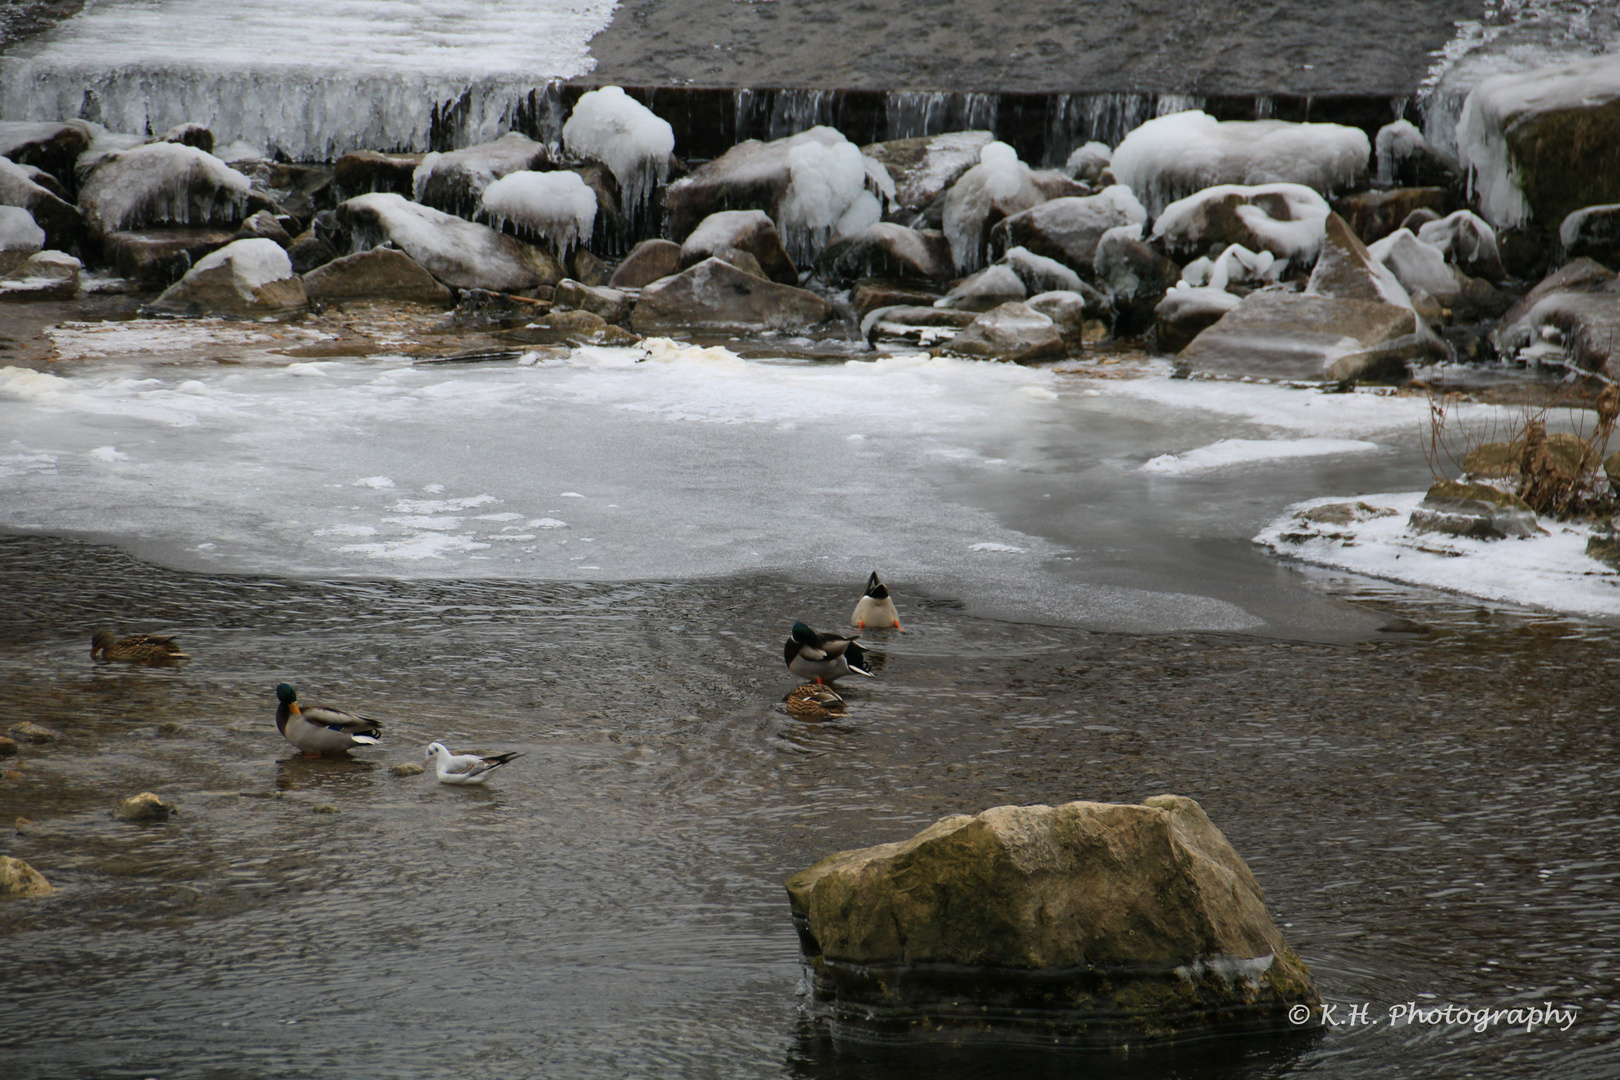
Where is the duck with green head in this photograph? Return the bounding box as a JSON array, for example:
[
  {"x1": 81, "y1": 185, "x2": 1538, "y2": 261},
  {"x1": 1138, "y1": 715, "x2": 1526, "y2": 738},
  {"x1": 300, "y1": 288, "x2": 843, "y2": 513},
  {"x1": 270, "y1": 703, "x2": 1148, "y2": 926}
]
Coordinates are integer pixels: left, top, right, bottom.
[
  {"x1": 274, "y1": 683, "x2": 383, "y2": 757},
  {"x1": 783, "y1": 621, "x2": 874, "y2": 684}
]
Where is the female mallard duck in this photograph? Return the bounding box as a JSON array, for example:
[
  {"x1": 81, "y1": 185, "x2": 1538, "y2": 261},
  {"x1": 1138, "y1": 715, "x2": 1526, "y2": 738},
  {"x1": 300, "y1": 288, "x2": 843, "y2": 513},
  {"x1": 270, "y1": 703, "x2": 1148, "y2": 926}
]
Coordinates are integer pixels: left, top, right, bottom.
[
  {"x1": 784, "y1": 683, "x2": 847, "y2": 719},
  {"x1": 783, "y1": 621, "x2": 873, "y2": 684},
  {"x1": 425, "y1": 742, "x2": 523, "y2": 785},
  {"x1": 274, "y1": 683, "x2": 382, "y2": 757},
  {"x1": 851, "y1": 571, "x2": 903, "y2": 630},
  {"x1": 91, "y1": 630, "x2": 189, "y2": 664}
]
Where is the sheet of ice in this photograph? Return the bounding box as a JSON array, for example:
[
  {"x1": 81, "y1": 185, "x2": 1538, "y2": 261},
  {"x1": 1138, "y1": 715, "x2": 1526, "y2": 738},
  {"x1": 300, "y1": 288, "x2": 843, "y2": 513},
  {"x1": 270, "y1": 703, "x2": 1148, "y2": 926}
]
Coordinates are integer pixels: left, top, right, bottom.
[
  {"x1": 561, "y1": 86, "x2": 673, "y2": 223},
  {"x1": 0, "y1": 0, "x2": 616, "y2": 160},
  {"x1": 1257, "y1": 491, "x2": 1620, "y2": 619},
  {"x1": 1111, "y1": 111, "x2": 1369, "y2": 214},
  {"x1": 1141, "y1": 437, "x2": 1382, "y2": 476},
  {"x1": 479, "y1": 171, "x2": 596, "y2": 256}
]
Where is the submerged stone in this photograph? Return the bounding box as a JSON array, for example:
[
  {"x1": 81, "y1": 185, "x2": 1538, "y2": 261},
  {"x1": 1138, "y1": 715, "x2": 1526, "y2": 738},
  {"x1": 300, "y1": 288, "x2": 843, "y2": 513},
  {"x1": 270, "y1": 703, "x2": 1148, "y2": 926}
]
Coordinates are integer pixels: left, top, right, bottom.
[
  {"x1": 115, "y1": 792, "x2": 177, "y2": 822},
  {"x1": 786, "y1": 795, "x2": 1319, "y2": 1047}
]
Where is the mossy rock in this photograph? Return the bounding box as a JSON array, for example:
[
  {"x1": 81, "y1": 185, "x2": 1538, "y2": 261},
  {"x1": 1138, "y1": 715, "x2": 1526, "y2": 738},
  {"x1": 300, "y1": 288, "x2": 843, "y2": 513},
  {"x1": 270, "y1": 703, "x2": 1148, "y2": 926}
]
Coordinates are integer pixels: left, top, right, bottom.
[
  {"x1": 1465, "y1": 435, "x2": 1602, "y2": 481},
  {"x1": 1507, "y1": 97, "x2": 1620, "y2": 229},
  {"x1": 1410, "y1": 481, "x2": 1544, "y2": 539}
]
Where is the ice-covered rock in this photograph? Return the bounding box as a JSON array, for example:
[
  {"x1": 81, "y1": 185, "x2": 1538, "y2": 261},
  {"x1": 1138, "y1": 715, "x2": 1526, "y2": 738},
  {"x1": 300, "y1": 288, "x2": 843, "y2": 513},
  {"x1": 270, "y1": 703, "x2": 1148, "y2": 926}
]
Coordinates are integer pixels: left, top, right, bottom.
[
  {"x1": 941, "y1": 141, "x2": 1046, "y2": 273},
  {"x1": 0, "y1": 204, "x2": 46, "y2": 275},
  {"x1": 233, "y1": 209, "x2": 293, "y2": 249},
  {"x1": 1492, "y1": 258, "x2": 1620, "y2": 381},
  {"x1": 0, "y1": 120, "x2": 95, "y2": 190},
  {"x1": 860, "y1": 130, "x2": 994, "y2": 211},
  {"x1": 1455, "y1": 55, "x2": 1620, "y2": 228},
  {"x1": 1415, "y1": 210, "x2": 1505, "y2": 281},
  {"x1": 932, "y1": 301, "x2": 1067, "y2": 364},
  {"x1": 1558, "y1": 204, "x2": 1620, "y2": 270},
  {"x1": 478, "y1": 170, "x2": 596, "y2": 258},
  {"x1": 678, "y1": 210, "x2": 798, "y2": 285},
  {"x1": 101, "y1": 227, "x2": 238, "y2": 288},
  {"x1": 146, "y1": 236, "x2": 307, "y2": 316},
  {"x1": 0, "y1": 156, "x2": 81, "y2": 250},
  {"x1": 1366, "y1": 229, "x2": 1465, "y2": 306},
  {"x1": 1409, "y1": 481, "x2": 1545, "y2": 541},
  {"x1": 1306, "y1": 214, "x2": 1414, "y2": 309},
  {"x1": 78, "y1": 143, "x2": 251, "y2": 236},
  {"x1": 1151, "y1": 183, "x2": 1330, "y2": 268},
  {"x1": 1001, "y1": 246, "x2": 1085, "y2": 295},
  {"x1": 412, "y1": 133, "x2": 554, "y2": 219},
  {"x1": 989, "y1": 185, "x2": 1147, "y2": 275},
  {"x1": 1373, "y1": 120, "x2": 1461, "y2": 189},
  {"x1": 818, "y1": 222, "x2": 953, "y2": 284},
  {"x1": 935, "y1": 264, "x2": 1027, "y2": 312},
  {"x1": 1178, "y1": 243, "x2": 1278, "y2": 293},
  {"x1": 1066, "y1": 141, "x2": 1113, "y2": 184},
  {"x1": 1155, "y1": 285, "x2": 1243, "y2": 353},
  {"x1": 1094, "y1": 224, "x2": 1181, "y2": 335},
  {"x1": 609, "y1": 238, "x2": 682, "y2": 289},
  {"x1": 561, "y1": 86, "x2": 673, "y2": 229},
  {"x1": 630, "y1": 256, "x2": 839, "y2": 333},
  {"x1": 860, "y1": 305, "x2": 977, "y2": 350},
  {"x1": 302, "y1": 247, "x2": 451, "y2": 306},
  {"x1": 1027, "y1": 288, "x2": 1107, "y2": 349},
  {"x1": 1111, "y1": 111, "x2": 1369, "y2": 215},
  {"x1": 334, "y1": 192, "x2": 562, "y2": 292},
  {"x1": 0, "y1": 249, "x2": 81, "y2": 301}
]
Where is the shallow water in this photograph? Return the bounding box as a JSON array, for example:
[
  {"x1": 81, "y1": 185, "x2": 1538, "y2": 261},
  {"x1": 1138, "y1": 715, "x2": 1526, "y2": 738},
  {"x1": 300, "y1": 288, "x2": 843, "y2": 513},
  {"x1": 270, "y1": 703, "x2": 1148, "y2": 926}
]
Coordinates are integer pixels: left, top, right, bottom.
[{"x1": 1, "y1": 535, "x2": 1617, "y2": 1079}]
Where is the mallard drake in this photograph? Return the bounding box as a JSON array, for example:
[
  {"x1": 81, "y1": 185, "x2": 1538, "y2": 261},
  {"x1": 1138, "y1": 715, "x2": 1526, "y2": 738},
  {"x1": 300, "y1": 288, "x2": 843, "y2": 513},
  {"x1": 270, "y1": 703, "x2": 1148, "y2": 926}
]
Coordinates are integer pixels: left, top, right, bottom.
[
  {"x1": 784, "y1": 683, "x2": 847, "y2": 719},
  {"x1": 783, "y1": 621, "x2": 874, "y2": 684},
  {"x1": 425, "y1": 742, "x2": 523, "y2": 785},
  {"x1": 91, "y1": 630, "x2": 189, "y2": 664},
  {"x1": 274, "y1": 683, "x2": 382, "y2": 757},
  {"x1": 851, "y1": 571, "x2": 903, "y2": 630}
]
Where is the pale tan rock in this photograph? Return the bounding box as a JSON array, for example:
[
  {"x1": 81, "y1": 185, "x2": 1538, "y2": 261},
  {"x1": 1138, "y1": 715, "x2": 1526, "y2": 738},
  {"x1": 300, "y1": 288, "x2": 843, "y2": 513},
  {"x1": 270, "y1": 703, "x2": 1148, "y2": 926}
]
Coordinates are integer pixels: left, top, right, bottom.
[
  {"x1": 0, "y1": 856, "x2": 53, "y2": 898},
  {"x1": 115, "y1": 792, "x2": 177, "y2": 822}
]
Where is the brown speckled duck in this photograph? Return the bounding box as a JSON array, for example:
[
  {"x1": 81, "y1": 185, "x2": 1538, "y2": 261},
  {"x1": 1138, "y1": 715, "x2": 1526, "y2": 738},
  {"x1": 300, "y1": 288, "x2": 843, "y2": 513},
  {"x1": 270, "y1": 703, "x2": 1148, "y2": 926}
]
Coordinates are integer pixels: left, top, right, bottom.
[{"x1": 91, "y1": 630, "x2": 190, "y2": 664}]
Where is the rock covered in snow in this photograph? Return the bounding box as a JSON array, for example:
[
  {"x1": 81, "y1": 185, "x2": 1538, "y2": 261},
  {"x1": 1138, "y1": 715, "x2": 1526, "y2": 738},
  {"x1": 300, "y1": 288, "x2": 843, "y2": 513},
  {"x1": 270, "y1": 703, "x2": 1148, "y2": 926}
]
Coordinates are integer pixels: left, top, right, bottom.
[
  {"x1": 1415, "y1": 211, "x2": 1505, "y2": 281},
  {"x1": 1456, "y1": 55, "x2": 1620, "y2": 228},
  {"x1": 0, "y1": 120, "x2": 95, "y2": 191},
  {"x1": 1, "y1": 249, "x2": 80, "y2": 301},
  {"x1": 0, "y1": 155, "x2": 82, "y2": 249},
  {"x1": 562, "y1": 86, "x2": 673, "y2": 227},
  {"x1": 1000, "y1": 246, "x2": 1085, "y2": 295},
  {"x1": 1154, "y1": 285, "x2": 1243, "y2": 353},
  {"x1": 818, "y1": 222, "x2": 952, "y2": 284},
  {"x1": 78, "y1": 143, "x2": 251, "y2": 237},
  {"x1": 1374, "y1": 120, "x2": 1461, "y2": 189},
  {"x1": 1558, "y1": 204, "x2": 1620, "y2": 270},
  {"x1": 630, "y1": 256, "x2": 839, "y2": 333},
  {"x1": 932, "y1": 301, "x2": 1067, "y2": 364},
  {"x1": 1027, "y1": 288, "x2": 1107, "y2": 349},
  {"x1": 335, "y1": 193, "x2": 562, "y2": 293},
  {"x1": 609, "y1": 238, "x2": 682, "y2": 289},
  {"x1": 936, "y1": 264, "x2": 1027, "y2": 312},
  {"x1": 412, "y1": 133, "x2": 554, "y2": 219},
  {"x1": 1111, "y1": 111, "x2": 1369, "y2": 215},
  {"x1": 302, "y1": 247, "x2": 451, "y2": 306},
  {"x1": 1492, "y1": 258, "x2": 1620, "y2": 380},
  {"x1": 1066, "y1": 141, "x2": 1113, "y2": 184},
  {"x1": 1178, "y1": 243, "x2": 1280, "y2": 294},
  {"x1": 678, "y1": 210, "x2": 798, "y2": 285},
  {"x1": 1366, "y1": 229, "x2": 1466, "y2": 307},
  {"x1": 1151, "y1": 183, "x2": 1330, "y2": 267},
  {"x1": 0, "y1": 205, "x2": 45, "y2": 275},
  {"x1": 1409, "y1": 481, "x2": 1545, "y2": 540},
  {"x1": 941, "y1": 142, "x2": 1046, "y2": 273},
  {"x1": 989, "y1": 185, "x2": 1147, "y2": 275},
  {"x1": 147, "y1": 237, "x2": 308, "y2": 316},
  {"x1": 479, "y1": 170, "x2": 597, "y2": 258},
  {"x1": 861, "y1": 131, "x2": 994, "y2": 211}
]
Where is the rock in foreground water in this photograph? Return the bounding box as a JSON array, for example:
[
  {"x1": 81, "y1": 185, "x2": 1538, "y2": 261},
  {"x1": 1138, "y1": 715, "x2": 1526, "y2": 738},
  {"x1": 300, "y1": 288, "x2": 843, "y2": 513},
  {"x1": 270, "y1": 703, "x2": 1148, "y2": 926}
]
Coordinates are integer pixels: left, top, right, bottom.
[
  {"x1": 0, "y1": 856, "x2": 53, "y2": 898},
  {"x1": 786, "y1": 795, "x2": 1319, "y2": 1047},
  {"x1": 115, "y1": 792, "x2": 177, "y2": 822}
]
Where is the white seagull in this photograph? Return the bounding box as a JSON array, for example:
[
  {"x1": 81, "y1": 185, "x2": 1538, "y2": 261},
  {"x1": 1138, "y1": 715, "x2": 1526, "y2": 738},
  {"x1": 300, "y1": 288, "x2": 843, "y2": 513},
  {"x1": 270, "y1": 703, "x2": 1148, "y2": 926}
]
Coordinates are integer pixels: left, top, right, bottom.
[{"x1": 424, "y1": 741, "x2": 524, "y2": 785}]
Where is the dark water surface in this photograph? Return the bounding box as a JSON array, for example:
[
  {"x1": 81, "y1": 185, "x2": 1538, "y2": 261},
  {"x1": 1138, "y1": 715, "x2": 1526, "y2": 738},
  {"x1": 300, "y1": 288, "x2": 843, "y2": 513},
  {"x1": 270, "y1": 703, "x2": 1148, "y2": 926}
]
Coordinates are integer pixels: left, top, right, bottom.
[{"x1": 1, "y1": 534, "x2": 1616, "y2": 1079}]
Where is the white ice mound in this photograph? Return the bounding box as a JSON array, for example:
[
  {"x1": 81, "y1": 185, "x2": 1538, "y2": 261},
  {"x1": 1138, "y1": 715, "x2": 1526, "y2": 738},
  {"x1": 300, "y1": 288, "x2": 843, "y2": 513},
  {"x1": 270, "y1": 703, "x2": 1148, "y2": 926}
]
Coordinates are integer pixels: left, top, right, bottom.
[
  {"x1": 562, "y1": 86, "x2": 673, "y2": 223},
  {"x1": 336, "y1": 192, "x2": 557, "y2": 292},
  {"x1": 0, "y1": 205, "x2": 46, "y2": 252},
  {"x1": 779, "y1": 130, "x2": 887, "y2": 267},
  {"x1": 1111, "y1": 111, "x2": 1370, "y2": 214},
  {"x1": 77, "y1": 142, "x2": 250, "y2": 235},
  {"x1": 1366, "y1": 229, "x2": 1463, "y2": 303},
  {"x1": 1374, "y1": 119, "x2": 1428, "y2": 185},
  {"x1": 191, "y1": 236, "x2": 295, "y2": 294},
  {"x1": 943, "y1": 141, "x2": 1044, "y2": 272},
  {"x1": 1152, "y1": 183, "x2": 1331, "y2": 265},
  {"x1": 412, "y1": 132, "x2": 551, "y2": 218},
  {"x1": 1179, "y1": 243, "x2": 1279, "y2": 292},
  {"x1": 479, "y1": 170, "x2": 596, "y2": 256}
]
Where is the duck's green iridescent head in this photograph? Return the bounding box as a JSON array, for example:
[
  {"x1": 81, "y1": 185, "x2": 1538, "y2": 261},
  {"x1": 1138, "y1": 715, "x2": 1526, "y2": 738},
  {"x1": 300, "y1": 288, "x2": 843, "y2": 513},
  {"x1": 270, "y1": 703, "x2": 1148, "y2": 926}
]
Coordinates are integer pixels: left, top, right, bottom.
[
  {"x1": 791, "y1": 622, "x2": 816, "y2": 644},
  {"x1": 275, "y1": 683, "x2": 298, "y2": 705}
]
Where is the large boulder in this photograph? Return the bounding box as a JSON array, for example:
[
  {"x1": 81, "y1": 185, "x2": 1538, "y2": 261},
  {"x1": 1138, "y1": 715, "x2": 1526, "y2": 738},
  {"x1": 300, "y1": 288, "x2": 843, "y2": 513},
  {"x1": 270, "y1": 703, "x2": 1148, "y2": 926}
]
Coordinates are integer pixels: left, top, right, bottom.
[
  {"x1": 818, "y1": 222, "x2": 953, "y2": 284},
  {"x1": 1151, "y1": 183, "x2": 1331, "y2": 269},
  {"x1": 935, "y1": 264, "x2": 1026, "y2": 312},
  {"x1": 1094, "y1": 226, "x2": 1181, "y2": 335},
  {"x1": 0, "y1": 156, "x2": 83, "y2": 250},
  {"x1": 411, "y1": 133, "x2": 553, "y2": 218},
  {"x1": 0, "y1": 205, "x2": 45, "y2": 276},
  {"x1": 0, "y1": 120, "x2": 95, "y2": 192},
  {"x1": 678, "y1": 209, "x2": 798, "y2": 284},
  {"x1": 1177, "y1": 289, "x2": 1443, "y2": 382},
  {"x1": 786, "y1": 796, "x2": 1319, "y2": 1046},
  {"x1": 0, "y1": 855, "x2": 53, "y2": 899},
  {"x1": 1028, "y1": 288, "x2": 1109, "y2": 348},
  {"x1": 862, "y1": 131, "x2": 994, "y2": 211},
  {"x1": 334, "y1": 193, "x2": 562, "y2": 292},
  {"x1": 988, "y1": 186, "x2": 1147, "y2": 274},
  {"x1": 1155, "y1": 286, "x2": 1242, "y2": 353},
  {"x1": 630, "y1": 256, "x2": 839, "y2": 333},
  {"x1": 334, "y1": 150, "x2": 424, "y2": 198},
  {"x1": 146, "y1": 237, "x2": 308, "y2": 317},
  {"x1": 1408, "y1": 481, "x2": 1545, "y2": 540},
  {"x1": 102, "y1": 227, "x2": 238, "y2": 289},
  {"x1": 1305, "y1": 214, "x2": 1414, "y2": 308},
  {"x1": 1111, "y1": 111, "x2": 1369, "y2": 214},
  {"x1": 78, "y1": 143, "x2": 251, "y2": 236},
  {"x1": 302, "y1": 247, "x2": 452, "y2": 306},
  {"x1": 1491, "y1": 258, "x2": 1620, "y2": 380},
  {"x1": 609, "y1": 238, "x2": 682, "y2": 289},
  {"x1": 932, "y1": 302, "x2": 1067, "y2": 364}
]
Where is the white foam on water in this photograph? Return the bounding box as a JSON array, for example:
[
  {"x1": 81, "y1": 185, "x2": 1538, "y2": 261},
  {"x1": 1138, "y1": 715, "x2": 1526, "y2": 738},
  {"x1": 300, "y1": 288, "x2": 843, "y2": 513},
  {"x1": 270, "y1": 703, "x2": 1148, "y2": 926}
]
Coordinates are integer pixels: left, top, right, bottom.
[{"x1": 1141, "y1": 437, "x2": 1382, "y2": 476}]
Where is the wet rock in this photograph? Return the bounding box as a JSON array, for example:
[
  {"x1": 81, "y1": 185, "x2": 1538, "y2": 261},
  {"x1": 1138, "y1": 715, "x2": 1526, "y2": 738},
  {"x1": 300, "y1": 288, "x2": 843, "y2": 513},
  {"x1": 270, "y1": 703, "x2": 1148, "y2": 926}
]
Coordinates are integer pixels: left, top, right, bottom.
[
  {"x1": 631, "y1": 256, "x2": 838, "y2": 334},
  {"x1": 1492, "y1": 258, "x2": 1620, "y2": 379},
  {"x1": 1408, "y1": 481, "x2": 1545, "y2": 540},
  {"x1": 1496, "y1": 225, "x2": 1554, "y2": 281},
  {"x1": 989, "y1": 186, "x2": 1146, "y2": 274},
  {"x1": 233, "y1": 209, "x2": 293, "y2": 248},
  {"x1": 786, "y1": 795, "x2": 1319, "y2": 1047},
  {"x1": 0, "y1": 156, "x2": 82, "y2": 251},
  {"x1": 334, "y1": 149, "x2": 424, "y2": 198},
  {"x1": 1400, "y1": 207, "x2": 1442, "y2": 233},
  {"x1": 146, "y1": 237, "x2": 308, "y2": 317},
  {"x1": 335, "y1": 193, "x2": 562, "y2": 293},
  {"x1": 936, "y1": 264, "x2": 1025, "y2": 312},
  {"x1": 819, "y1": 223, "x2": 952, "y2": 284},
  {"x1": 678, "y1": 209, "x2": 798, "y2": 285},
  {"x1": 1066, "y1": 141, "x2": 1112, "y2": 184},
  {"x1": 851, "y1": 280, "x2": 943, "y2": 321},
  {"x1": 1373, "y1": 120, "x2": 1462, "y2": 189},
  {"x1": 1331, "y1": 188, "x2": 1450, "y2": 246},
  {"x1": 8, "y1": 722, "x2": 59, "y2": 744},
  {"x1": 159, "y1": 122, "x2": 214, "y2": 154},
  {"x1": 411, "y1": 132, "x2": 553, "y2": 218},
  {"x1": 101, "y1": 227, "x2": 239, "y2": 289},
  {"x1": 0, "y1": 855, "x2": 53, "y2": 899},
  {"x1": 1305, "y1": 213, "x2": 1414, "y2": 307},
  {"x1": 1000, "y1": 246, "x2": 1085, "y2": 296},
  {"x1": 567, "y1": 246, "x2": 611, "y2": 288},
  {"x1": 553, "y1": 279, "x2": 631, "y2": 323},
  {"x1": 1557, "y1": 204, "x2": 1620, "y2": 270},
  {"x1": 1366, "y1": 229, "x2": 1464, "y2": 307},
  {"x1": 1177, "y1": 290, "x2": 1442, "y2": 383},
  {"x1": 0, "y1": 120, "x2": 95, "y2": 191},
  {"x1": 1588, "y1": 523, "x2": 1620, "y2": 569},
  {"x1": 157, "y1": 721, "x2": 184, "y2": 737},
  {"x1": 1, "y1": 250, "x2": 81, "y2": 301},
  {"x1": 1155, "y1": 286, "x2": 1242, "y2": 353},
  {"x1": 15, "y1": 816, "x2": 36, "y2": 833},
  {"x1": 0, "y1": 737, "x2": 16, "y2": 757},
  {"x1": 609, "y1": 238, "x2": 682, "y2": 289},
  {"x1": 115, "y1": 792, "x2": 177, "y2": 822},
  {"x1": 303, "y1": 247, "x2": 452, "y2": 306},
  {"x1": 861, "y1": 305, "x2": 978, "y2": 349},
  {"x1": 1416, "y1": 211, "x2": 1506, "y2": 282},
  {"x1": 78, "y1": 143, "x2": 251, "y2": 237},
  {"x1": 313, "y1": 804, "x2": 338, "y2": 814},
  {"x1": 0, "y1": 204, "x2": 44, "y2": 276},
  {"x1": 1027, "y1": 289, "x2": 1108, "y2": 349},
  {"x1": 391, "y1": 762, "x2": 426, "y2": 777},
  {"x1": 502, "y1": 309, "x2": 639, "y2": 347},
  {"x1": 861, "y1": 131, "x2": 993, "y2": 211},
  {"x1": 285, "y1": 230, "x2": 338, "y2": 275},
  {"x1": 932, "y1": 301, "x2": 1067, "y2": 364},
  {"x1": 1094, "y1": 227, "x2": 1180, "y2": 335}
]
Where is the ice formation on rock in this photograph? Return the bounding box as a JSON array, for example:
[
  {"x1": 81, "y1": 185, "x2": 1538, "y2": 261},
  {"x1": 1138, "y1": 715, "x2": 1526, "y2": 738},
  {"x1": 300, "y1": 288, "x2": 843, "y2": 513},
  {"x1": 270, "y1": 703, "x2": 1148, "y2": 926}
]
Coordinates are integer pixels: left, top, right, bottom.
[
  {"x1": 1065, "y1": 141, "x2": 1113, "y2": 183},
  {"x1": 1152, "y1": 183, "x2": 1331, "y2": 267},
  {"x1": 0, "y1": 205, "x2": 47, "y2": 263},
  {"x1": 1366, "y1": 229, "x2": 1463, "y2": 302},
  {"x1": 1415, "y1": 210, "x2": 1502, "y2": 277},
  {"x1": 561, "y1": 86, "x2": 673, "y2": 227},
  {"x1": 1180, "y1": 244, "x2": 1279, "y2": 292},
  {"x1": 778, "y1": 131, "x2": 887, "y2": 267},
  {"x1": 412, "y1": 133, "x2": 551, "y2": 219},
  {"x1": 1374, "y1": 120, "x2": 1428, "y2": 185},
  {"x1": 479, "y1": 170, "x2": 597, "y2": 257},
  {"x1": 943, "y1": 142, "x2": 1043, "y2": 272},
  {"x1": 1002, "y1": 246, "x2": 1083, "y2": 294},
  {"x1": 1111, "y1": 111, "x2": 1370, "y2": 214},
  {"x1": 76, "y1": 142, "x2": 250, "y2": 234},
  {"x1": 190, "y1": 237, "x2": 297, "y2": 294}
]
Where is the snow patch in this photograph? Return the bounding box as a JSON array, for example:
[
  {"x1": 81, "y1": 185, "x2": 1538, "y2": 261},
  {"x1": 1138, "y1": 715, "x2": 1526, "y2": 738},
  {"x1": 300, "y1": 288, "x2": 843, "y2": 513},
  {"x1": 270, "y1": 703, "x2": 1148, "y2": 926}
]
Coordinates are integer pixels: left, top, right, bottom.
[
  {"x1": 1142, "y1": 438, "x2": 1381, "y2": 476},
  {"x1": 479, "y1": 170, "x2": 596, "y2": 256},
  {"x1": 561, "y1": 86, "x2": 673, "y2": 222}
]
